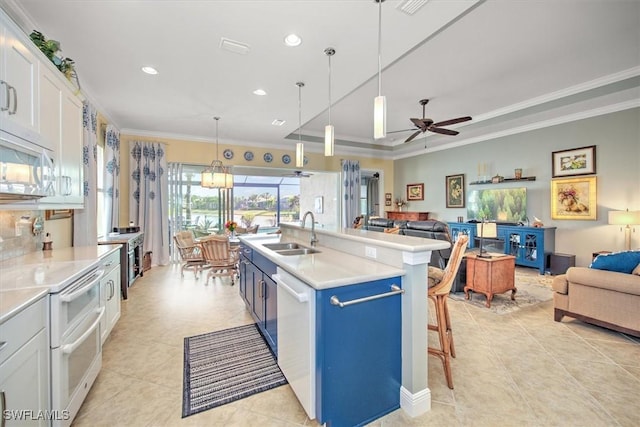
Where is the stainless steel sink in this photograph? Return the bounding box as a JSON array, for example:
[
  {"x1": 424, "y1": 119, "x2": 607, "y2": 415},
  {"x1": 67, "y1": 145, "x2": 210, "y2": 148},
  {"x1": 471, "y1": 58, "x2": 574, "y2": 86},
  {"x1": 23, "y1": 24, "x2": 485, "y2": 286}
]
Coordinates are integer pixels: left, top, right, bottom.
[
  {"x1": 263, "y1": 242, "x2": 320, "y2": 256},
  {"x1": 274, "y1": 248, "x2": 321, "y2": 256},
  {"x1": 263, "y1": 242, "x2": 303, "y2": 250}
]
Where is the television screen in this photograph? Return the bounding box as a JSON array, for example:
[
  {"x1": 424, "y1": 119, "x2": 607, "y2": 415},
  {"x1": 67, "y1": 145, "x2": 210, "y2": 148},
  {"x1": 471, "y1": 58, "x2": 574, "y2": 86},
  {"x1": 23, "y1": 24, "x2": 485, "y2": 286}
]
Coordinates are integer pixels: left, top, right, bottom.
[{"x1": 467, "y1": 187, "x2": 527, "y2": 222}]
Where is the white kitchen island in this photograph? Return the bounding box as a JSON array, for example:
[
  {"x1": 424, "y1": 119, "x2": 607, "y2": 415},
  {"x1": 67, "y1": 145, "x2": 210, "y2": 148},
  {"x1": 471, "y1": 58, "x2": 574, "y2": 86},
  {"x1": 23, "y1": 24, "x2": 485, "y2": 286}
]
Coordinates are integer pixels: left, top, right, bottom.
[{"x1": 239, "y1": 222, "x2": 450, "y2": 423}]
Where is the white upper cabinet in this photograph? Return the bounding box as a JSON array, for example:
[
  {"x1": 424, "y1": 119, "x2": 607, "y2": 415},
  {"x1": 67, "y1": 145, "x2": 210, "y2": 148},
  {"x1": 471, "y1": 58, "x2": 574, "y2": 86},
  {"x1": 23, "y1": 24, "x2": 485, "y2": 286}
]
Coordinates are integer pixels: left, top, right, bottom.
[{"x1": 0, "y1": 10, "x2": 40, "y2": 145}]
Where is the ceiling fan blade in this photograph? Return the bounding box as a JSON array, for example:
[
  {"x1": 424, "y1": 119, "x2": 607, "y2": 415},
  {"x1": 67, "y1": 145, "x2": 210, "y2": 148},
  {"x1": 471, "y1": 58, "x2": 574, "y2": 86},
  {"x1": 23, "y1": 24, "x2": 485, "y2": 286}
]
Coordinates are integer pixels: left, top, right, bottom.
[
  {"x1": 404, "y1": 130, "x2": 423, "y2": 143},
  {"x1": 410, "y1": 118, "x2": 428, "y2": 129},
  {"x1": 387, "y1": 128, "x2": 417, "y2": 134},
  {"x1": 432, "y1": 116, "x2": 472, "y2": 127},
  {"x1": 429, "y1": 127, "x2": 459, "y2": 136}
]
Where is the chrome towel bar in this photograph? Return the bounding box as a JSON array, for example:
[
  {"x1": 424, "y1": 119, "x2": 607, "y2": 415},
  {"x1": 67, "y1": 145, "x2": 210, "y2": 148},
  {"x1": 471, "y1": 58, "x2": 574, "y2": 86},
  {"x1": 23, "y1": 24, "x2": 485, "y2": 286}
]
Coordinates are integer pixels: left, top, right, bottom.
[{"x1": 330, "y1": 284, "x2": 404, "y2": 308}]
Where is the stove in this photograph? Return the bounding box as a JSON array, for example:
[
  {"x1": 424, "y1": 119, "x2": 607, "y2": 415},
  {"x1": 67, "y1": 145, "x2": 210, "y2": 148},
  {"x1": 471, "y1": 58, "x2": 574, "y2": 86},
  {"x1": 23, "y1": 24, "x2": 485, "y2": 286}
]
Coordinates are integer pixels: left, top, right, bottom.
[{"x1": 98, "y1": 229, "x2": 144, "y2": 299}]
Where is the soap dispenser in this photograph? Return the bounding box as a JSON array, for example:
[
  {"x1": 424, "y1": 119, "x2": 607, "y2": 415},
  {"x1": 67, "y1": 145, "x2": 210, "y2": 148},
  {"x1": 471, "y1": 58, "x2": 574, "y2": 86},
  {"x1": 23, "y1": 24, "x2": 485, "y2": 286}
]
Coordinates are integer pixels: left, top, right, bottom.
[{"x1": 43, "y1": 233, "x2": 53, "y2": 251}]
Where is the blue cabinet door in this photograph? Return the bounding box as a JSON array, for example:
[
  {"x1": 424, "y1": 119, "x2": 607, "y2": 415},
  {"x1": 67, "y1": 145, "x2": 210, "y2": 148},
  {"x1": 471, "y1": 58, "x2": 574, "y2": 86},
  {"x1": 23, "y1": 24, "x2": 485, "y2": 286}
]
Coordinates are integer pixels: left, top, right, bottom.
[
  {"x1": 263, "y1": 273, "x2": 278, "y2": 355},
  {"x1": 315, "y1": 277, "x2": 402, "y2": 427},
  {"x1": 448, "y1": 222, "x2": 476, "y2": 248}
]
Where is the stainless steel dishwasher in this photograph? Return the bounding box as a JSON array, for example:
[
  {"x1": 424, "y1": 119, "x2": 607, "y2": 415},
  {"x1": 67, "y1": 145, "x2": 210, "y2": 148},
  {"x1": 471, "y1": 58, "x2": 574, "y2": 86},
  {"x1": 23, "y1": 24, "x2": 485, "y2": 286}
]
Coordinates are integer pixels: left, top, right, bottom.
[{"x1": 273, "y1": 267, "x2": 316, "y2": 419}]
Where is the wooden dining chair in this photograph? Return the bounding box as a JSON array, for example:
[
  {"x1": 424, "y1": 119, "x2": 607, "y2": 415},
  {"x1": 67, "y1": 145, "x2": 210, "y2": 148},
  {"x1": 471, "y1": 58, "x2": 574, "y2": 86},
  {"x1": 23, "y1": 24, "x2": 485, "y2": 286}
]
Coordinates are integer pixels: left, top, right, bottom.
[
  {"x1": 199, "y1": 235, "x2": 240, "y2": 285},
  {"x1": 428, "y1": 234, "x2": 468, "y2": 389},
  {"x1": 173, "y1": 230, "x2": 208, "y2": 278}
]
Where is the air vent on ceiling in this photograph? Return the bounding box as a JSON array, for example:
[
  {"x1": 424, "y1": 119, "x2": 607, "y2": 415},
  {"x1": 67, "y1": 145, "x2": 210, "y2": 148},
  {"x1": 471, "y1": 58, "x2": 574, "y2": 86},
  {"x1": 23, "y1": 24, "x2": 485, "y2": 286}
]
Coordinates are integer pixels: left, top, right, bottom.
[
  {"x1": 219, "y1": 37, "x2": 251, "y2": 55},
  {"x1": 395, "y1": 0, "x2": 429, "y2": 15}
]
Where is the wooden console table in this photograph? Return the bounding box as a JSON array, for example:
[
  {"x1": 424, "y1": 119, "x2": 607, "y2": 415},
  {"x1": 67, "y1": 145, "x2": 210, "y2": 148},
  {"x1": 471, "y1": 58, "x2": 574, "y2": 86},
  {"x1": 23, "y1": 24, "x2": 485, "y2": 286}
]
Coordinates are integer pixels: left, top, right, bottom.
[
  {"x1": 464, "y1": 254, "x2": 516, "y2": 308},
  {"x1": 386, "y1": 211, "x2": 429, "y2": 221}
]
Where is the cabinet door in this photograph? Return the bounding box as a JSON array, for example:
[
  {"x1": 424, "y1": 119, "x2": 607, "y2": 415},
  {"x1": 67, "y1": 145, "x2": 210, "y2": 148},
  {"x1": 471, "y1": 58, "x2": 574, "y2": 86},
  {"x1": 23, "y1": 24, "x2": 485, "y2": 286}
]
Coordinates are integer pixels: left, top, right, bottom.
[
  {"x1": 101, "y1": 266, "x2": 121, "y2": 343},
  {"x1": 59, "y1": 87, "x2": 83, "y2": 204},
  {"x1": 38, "y1": 66, "x2": 61, "y2": 152},
  {"x1": 0, "y1": 16, "x2": 39, "y2": 143},
  {"x1": 316, "y1": 277, "x2": 402, "y2": 426},
  {"x1": 263, "y1": 273, "x2": 277, "y2": 353},
  {"x1": 0, "y1": 328, "x2": 50, "y2": 427}
]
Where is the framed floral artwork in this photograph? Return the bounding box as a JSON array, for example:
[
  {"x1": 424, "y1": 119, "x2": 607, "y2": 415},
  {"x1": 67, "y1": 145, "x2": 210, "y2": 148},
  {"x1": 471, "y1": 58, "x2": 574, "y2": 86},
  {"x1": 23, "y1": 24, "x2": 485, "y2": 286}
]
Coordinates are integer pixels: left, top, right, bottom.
[
  {"x1": 552, "y1": 145, "x2": 596, "y2": 177},
  {"x1": 551, "y1": 176, "x2": 597, "y2": 220},
  {"x1": 445, "y1": 174, "x2": 465, "y2": 208},
  {"x1": 406, "y1": 183, "x2": 424, "y2": 201}
]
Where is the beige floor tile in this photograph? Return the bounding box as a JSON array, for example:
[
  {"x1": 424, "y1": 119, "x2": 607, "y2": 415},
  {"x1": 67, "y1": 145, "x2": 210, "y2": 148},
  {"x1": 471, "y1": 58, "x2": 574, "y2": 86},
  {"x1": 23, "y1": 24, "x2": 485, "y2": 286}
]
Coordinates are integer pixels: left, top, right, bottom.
[{"x1": 71, "y1": 263, "x2": 638, "y2": 427}]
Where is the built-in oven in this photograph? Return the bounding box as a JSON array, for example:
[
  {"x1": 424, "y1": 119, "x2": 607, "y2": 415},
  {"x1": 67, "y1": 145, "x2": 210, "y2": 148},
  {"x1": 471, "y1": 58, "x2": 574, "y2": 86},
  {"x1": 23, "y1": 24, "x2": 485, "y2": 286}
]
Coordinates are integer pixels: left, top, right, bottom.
[{"x1": 49, "y1": 267, "x2": 104, "y2": 427}]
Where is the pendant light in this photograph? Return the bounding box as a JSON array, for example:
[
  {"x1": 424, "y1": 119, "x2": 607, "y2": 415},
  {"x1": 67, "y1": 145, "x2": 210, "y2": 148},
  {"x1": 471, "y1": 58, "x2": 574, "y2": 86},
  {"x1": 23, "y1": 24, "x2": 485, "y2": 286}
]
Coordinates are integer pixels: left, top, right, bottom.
[
  {"x1": 373, "y1": 0, "x2": 386, "y2": 139},
  {"x1": 295, "y1": 81, "x2": 305, "y2": 168},
  {"x1": 201, "y1": 117, "x2": 232, "y2": 189},
  {"x1": 324, "y1": 47, "x2": 335, "y2": 156}
]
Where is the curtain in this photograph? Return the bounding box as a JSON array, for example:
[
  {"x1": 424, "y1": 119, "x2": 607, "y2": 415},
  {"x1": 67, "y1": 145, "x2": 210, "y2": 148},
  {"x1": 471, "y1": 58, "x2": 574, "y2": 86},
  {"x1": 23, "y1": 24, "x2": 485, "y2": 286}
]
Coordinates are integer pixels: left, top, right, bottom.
[
  {"x1": 72, "y1": 101, "x2": 98, "y2": 246},
  {"x1": 341, "y1": 159, "x2": 360, "y2": 228},
  {"x1": 366, "y1": 176, "x2": 379, "y2": 218},
  {"x1": 104, "y1": 125, "x2": 120, "y2": 233},
  {"x1": 130, "y1": 141, "x2": 169, "y2": 266}
]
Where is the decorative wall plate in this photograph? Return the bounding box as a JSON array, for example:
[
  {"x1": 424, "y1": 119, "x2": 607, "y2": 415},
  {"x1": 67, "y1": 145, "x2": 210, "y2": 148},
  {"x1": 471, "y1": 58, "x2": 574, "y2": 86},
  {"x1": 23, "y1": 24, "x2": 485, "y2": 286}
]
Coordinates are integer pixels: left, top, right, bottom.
[
  {"x1": 244, "y1": 151, "x2": 254, "y2": 161},
  {"x1": 263, "y1": 152, "x2": 273, "y2": 163},
  {"x1": 282, "y1": 154, "x2": 291, "y2": 164},
  {"x1": 223, "y1": 149, "x2": 233, "y2": 159}
]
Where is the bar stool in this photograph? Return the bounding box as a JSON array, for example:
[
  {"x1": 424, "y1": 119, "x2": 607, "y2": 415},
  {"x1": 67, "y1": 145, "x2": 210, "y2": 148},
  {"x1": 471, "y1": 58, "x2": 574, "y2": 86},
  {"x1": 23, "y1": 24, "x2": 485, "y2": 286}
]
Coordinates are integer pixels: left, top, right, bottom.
[{"x1": 428, "y1": 235, "x2": 468, "y2": 389}]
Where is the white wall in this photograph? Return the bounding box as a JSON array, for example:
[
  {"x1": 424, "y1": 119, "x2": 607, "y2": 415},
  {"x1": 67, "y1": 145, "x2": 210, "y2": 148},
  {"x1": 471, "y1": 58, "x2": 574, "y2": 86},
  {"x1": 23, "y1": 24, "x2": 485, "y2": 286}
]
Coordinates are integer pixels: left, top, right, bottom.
[{"x1": 394, "y1": 108, "x2": 640, "y2": 267}]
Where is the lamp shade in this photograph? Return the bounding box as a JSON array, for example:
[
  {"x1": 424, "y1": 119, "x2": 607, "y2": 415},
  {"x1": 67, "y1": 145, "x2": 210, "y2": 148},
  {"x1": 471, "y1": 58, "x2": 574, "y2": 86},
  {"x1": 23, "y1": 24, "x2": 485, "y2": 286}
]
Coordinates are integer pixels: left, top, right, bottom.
[
  {"x1": 477, "y1": 222, "x2": 497, "y2": 238},
  {"x1": 324, "y1": 124, "x2": 334, "y2": 156},
  {"x1": 373, "y1": 95, "x2": 386, "y2": 139},
  {"x1": 608, "y1": 210, "x2": 640, "y2": 225}
]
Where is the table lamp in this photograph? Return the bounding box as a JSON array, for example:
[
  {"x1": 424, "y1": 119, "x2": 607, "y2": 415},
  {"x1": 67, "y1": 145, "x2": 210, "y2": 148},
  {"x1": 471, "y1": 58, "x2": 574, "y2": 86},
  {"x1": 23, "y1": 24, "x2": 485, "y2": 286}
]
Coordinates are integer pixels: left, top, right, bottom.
[
  {"x1": 476, "y1": 221, "x2": 497, "y2": 258},
  {"x1": 608, "y1": 209, "x2": 640, "y2": 251}
]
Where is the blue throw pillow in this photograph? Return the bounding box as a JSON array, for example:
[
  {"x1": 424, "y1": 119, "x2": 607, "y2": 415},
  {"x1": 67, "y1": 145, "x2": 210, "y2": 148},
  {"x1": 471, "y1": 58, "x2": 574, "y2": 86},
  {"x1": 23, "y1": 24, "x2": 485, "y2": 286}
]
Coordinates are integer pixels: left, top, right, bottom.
[{"x1": 590, "y1": 251, "x2": 640, "y2": 274}]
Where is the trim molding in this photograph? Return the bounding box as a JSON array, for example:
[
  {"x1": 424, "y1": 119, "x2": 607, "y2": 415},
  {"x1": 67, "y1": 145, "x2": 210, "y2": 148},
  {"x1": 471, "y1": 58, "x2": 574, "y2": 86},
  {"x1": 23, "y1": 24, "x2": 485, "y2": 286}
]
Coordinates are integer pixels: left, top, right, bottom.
[{"x1": 400, "y1": 386, "x2": 431, "y2": 417}]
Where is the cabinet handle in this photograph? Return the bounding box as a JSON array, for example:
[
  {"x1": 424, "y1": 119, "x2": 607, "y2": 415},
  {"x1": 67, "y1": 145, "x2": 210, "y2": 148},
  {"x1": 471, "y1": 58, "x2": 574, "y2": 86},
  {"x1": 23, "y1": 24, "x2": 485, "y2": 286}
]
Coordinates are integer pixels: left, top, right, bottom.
[
  {"x1": 330, "y1": 284, "x2": 404, "y2": 308},
  {"x1": 0, "y1": 341, "x2": 7, "y2": 352},
  {"x1": 258, "y1": 279, "x2": 265, "y2": 299},
  {"x1": 7, "y1": 85, "x2": 17, "y2": 115},
  {"x1": 0, "y1": 80, "x2": 8, "y2": 111}
]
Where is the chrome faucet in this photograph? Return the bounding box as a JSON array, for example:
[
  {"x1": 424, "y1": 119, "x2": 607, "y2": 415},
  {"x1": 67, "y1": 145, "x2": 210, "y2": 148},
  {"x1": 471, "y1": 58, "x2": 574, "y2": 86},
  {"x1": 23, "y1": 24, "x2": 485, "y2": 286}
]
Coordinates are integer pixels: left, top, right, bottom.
[{"x1": 301, "y1": 211, "x2": 318, "y2": 247}]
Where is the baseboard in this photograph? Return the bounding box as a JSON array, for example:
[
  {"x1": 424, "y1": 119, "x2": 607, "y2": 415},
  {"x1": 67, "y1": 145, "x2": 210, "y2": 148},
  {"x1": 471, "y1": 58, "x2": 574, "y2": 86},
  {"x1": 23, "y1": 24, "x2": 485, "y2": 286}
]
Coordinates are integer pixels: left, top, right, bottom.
[{"x1": 399, "y1": 386, "x2": 431, "y2": 417}]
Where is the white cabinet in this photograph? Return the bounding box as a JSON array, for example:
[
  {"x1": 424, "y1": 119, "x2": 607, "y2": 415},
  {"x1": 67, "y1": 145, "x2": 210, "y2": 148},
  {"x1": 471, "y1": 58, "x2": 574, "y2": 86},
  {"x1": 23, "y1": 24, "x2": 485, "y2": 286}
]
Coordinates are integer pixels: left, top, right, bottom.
[
  {"x1": 0, "y1": 297, "x2": 50, "y2": 426},
  {"x1": 0, "y1": 10, "x2": 40, "y2": 145},
  {"x1": 99, "y1": 250, "x2": 121, "y2": 344},
  {"x1": 38, "y1": 64, "x2": 84, "y2": 207}
]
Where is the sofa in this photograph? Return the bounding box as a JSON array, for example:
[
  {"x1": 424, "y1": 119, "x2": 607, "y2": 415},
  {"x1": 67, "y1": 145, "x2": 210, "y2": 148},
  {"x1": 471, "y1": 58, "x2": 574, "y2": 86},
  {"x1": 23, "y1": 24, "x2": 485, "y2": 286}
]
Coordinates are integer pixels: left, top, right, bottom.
[
  {"x1": 367, "y1": 218, "x2": 453, "y2": 270},
  {"x1": 552, "y1": 266, "x2": 640, "y2": 337}
]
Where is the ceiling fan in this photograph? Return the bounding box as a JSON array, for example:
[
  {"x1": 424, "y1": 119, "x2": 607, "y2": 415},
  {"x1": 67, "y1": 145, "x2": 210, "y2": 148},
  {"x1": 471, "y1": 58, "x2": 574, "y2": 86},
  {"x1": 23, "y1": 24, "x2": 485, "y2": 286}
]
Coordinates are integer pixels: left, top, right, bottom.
[
  {"x1": 389, "y1": 99, "x2": 472, "y2": 143},
  {"x1": 283, "y1": 170, "x2": 312, "y2": 178}
]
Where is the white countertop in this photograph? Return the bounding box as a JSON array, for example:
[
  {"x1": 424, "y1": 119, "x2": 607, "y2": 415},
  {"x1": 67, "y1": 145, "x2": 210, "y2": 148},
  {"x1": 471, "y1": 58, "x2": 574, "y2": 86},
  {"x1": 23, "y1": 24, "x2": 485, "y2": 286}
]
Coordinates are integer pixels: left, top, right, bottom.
[
  {"x1": 240, "y1": 224, "x2": 448, "y2": 290},
  {"x1": 0, "y1": 245, "x2": 120, "y2": 323}
]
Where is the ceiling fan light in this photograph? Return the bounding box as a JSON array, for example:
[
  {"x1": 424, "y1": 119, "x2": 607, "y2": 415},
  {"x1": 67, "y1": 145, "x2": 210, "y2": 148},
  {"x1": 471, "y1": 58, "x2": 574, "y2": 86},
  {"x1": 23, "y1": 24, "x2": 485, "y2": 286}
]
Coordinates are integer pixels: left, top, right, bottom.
[
  {"x1": 296, "y1": 142, "x2": 304, "y2": 168},
  {"x1": 324, "y1": 124, "x2": 334, "y2": 156},
  {"x1": 374, "y1": 95, "x2": 386, "y2": 139}
]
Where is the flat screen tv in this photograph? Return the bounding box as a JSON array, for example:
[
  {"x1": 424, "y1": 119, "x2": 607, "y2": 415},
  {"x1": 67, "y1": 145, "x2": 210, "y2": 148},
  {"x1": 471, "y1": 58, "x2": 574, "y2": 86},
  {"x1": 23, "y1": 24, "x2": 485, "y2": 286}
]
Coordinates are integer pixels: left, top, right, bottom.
[{"x1": 466, "y1": 187, "x2": 527, "y2": 223}]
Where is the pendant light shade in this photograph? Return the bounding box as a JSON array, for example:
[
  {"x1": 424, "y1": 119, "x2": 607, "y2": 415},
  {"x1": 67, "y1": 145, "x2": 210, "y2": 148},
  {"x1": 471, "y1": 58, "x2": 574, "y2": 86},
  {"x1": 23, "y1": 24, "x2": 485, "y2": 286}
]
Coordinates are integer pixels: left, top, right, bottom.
[
  {"x1": 324, "y1": 47, "x2": 335, "y2": 157},
  {"x1": 373, "y1": 0, "x2": 386, "y2": 139},
  {"x1": 201, "y1": 117, "x2": 233, "y2": 189},
  {"x1": 296, "y1": 82, "x2": 305, "y2": 168}
]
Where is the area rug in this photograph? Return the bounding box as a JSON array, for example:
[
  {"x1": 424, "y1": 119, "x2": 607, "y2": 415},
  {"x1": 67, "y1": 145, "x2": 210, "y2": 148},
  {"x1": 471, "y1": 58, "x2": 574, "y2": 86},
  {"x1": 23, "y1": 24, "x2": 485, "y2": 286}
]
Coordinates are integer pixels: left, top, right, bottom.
[
  {"x1": 182, "y1": 323, "x2": 287, "y2": 418},
  {"x1": 449, "y1": 268, "x2": 554, "y2": 315}
]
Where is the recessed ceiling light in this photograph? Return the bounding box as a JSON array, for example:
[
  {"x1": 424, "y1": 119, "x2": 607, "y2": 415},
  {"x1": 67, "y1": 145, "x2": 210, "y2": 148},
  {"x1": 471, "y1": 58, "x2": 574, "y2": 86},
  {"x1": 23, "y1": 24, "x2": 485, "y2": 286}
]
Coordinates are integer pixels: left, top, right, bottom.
[
  {"x1": 253, "y1": 89, "x2": 267, "y2": 96},
  {"x1": 141, "y1": 66, "x2": 158, "y2": 75},
  {"x1": 284, "y1": 34, "x2": 302, "y2": 47},
  {"x1": 272, "y1": 119, "x2": 286, "y2": 126}
]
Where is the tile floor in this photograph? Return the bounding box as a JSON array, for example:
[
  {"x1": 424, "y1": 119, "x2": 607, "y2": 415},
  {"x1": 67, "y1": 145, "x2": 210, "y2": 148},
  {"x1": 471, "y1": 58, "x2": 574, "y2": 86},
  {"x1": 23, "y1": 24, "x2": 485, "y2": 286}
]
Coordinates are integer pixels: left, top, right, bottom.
[{"x1": 72, "y1": 265, "x2": 640, "y2": 427}]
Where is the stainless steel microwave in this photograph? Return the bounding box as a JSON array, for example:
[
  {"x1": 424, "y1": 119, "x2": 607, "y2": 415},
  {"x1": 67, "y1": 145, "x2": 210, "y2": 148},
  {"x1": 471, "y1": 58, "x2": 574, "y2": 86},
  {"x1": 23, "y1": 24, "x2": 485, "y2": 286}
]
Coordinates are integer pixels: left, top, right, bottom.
[{"x1": 0, "y1": 130, "x2": 55, "y2": 202}]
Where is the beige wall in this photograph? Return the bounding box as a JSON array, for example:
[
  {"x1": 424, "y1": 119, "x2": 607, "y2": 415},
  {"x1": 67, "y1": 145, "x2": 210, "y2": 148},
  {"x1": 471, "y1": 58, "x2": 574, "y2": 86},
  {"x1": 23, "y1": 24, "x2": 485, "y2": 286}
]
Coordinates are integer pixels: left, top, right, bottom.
[{"x1": 118, "y1": 134, "x2": 394, "y2": 225}]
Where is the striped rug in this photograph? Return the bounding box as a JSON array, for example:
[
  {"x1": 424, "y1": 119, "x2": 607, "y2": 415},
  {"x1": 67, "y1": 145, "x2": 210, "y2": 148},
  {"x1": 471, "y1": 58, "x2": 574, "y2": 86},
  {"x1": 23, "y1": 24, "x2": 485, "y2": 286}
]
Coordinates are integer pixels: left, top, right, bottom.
[{"x1": 182, "y1": 324, "x2": 287, "y2": 418}]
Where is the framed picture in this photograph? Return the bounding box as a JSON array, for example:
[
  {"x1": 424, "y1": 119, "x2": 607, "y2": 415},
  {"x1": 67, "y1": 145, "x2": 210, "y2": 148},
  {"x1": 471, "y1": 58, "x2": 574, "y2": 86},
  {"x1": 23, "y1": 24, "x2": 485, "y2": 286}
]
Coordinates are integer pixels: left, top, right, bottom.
[
  {"x1": 314, "y1": 196, "x2": 324, "y2": 214},
  {"x1": 551, "y1": 176, "x2": 597, "y2": 220},
  {"x1": 445, "y1": 174, "x2": 465, "y2": 208},
  {"x1": 552, "y1": 145, "x2": 596, "y2": 178},
  {"x1": 406, "y1": 183, "x2": 424, "y2": 201},
  {"x1": 45, "y1": 209, "x2": 73, "y2": 220}
]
